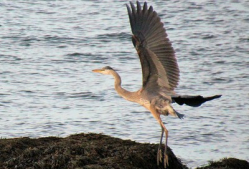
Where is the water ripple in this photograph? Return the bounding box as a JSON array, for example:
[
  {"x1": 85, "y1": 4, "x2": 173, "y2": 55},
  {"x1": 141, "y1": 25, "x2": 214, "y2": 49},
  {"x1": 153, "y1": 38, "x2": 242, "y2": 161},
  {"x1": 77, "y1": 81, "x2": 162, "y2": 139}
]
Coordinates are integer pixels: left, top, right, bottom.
[{"x1": 0, "y1": 0, "x2": 248, "y2": 168}]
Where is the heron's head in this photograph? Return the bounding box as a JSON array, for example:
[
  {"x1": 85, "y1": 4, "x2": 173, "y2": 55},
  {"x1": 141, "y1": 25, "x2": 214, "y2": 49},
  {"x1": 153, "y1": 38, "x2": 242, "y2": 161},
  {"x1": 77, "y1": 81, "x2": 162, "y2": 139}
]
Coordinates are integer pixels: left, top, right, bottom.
[{"x1": 92, "y1": 66, "x2": 115, "y2": 75}]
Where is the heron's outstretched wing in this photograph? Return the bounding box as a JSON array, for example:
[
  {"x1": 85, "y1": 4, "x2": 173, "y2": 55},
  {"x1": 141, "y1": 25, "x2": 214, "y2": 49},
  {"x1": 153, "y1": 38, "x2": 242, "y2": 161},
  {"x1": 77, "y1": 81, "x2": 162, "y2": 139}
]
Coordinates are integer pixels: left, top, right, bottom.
[{"x1": 126, "y1": 1, "x2": 179, "y2": 91}]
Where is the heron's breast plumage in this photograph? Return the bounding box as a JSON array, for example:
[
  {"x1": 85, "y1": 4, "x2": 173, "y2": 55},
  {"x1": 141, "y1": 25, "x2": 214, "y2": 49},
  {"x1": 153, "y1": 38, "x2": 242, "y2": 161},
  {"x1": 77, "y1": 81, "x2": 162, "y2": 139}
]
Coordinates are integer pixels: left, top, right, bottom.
[{"x1": 138, "y1": 97, "x2": 151, "y2": 110}]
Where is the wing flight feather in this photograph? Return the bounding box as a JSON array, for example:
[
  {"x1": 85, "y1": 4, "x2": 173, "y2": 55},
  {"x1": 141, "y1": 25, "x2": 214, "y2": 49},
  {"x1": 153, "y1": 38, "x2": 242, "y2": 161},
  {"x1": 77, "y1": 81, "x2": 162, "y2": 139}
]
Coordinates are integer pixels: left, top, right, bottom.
[{"x1": 126, "y1": 1, "x2": 179, "y2": 90}]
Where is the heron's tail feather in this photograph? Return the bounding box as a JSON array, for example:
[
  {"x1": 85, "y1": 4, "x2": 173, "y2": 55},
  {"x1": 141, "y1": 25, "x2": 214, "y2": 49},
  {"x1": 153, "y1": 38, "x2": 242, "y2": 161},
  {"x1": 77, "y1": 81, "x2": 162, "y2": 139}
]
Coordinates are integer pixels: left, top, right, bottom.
[
  {"x1": 165, "y1": 104, "x2": 184, "y2": 119},
  {"x1": 174, "y1": 109, "x2": 184, "y2": 119}
]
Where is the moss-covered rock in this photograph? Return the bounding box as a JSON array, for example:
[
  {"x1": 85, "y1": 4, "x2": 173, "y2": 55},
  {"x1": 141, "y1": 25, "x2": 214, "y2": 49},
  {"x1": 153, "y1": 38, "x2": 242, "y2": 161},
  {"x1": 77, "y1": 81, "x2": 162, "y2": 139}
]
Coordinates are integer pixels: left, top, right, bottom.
[
  {"x1": 0, "y1": 133, "x2": 186, "y2": 169},
  {"x1": 0, "y1": 133, "x2": 248, "y2": 169},
  {"x1": 197, "y1": 158, "x2": 249, "y2": 169}
]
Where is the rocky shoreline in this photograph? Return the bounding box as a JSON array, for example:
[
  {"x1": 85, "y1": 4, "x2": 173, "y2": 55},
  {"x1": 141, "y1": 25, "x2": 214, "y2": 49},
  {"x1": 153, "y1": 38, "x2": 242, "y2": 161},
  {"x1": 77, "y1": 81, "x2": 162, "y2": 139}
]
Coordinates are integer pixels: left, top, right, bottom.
[{"x1": 0, "y1": 133, "x2": 248, "y2": 169}]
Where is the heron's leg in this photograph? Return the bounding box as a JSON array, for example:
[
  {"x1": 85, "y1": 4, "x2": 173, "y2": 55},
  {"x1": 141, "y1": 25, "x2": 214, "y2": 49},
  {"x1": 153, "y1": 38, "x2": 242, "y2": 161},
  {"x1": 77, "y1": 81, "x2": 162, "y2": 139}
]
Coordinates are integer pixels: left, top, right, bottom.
[
  {"x1": 150, "y1": 106, "x2": 169, "y2": 168},
  {"x1": 157, "y1": 121, "x2": 169, "y2": 168},
  {"x1": 162, "y1": 123, "x2": 169, "y2": 168},
  {"x1": 157, "y1": 126, "x2": 164, "y2": 165}
]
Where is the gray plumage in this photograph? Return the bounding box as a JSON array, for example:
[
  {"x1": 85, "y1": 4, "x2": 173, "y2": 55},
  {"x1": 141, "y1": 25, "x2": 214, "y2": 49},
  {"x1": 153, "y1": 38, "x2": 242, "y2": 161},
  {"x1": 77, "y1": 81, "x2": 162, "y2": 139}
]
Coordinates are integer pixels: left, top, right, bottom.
[
  {"x1": 93, "y1": 1, "x2": 221, "y2": 168},
  {"x1": 127, "y1": 1, "x2": 179, "y2": 91}
]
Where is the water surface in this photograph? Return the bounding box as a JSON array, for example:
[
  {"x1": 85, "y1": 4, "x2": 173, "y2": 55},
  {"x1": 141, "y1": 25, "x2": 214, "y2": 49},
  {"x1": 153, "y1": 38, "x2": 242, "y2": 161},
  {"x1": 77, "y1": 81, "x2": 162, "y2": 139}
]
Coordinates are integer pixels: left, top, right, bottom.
[{"x1": 0, "y1": 0, "x2": 249, "y2": 167}]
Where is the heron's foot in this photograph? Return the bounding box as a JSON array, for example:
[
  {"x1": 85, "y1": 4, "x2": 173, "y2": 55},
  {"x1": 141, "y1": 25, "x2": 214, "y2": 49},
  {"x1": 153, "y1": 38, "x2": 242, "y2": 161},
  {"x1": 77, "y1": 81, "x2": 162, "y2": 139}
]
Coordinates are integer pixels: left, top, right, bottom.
[
  {"x1": 157, "y1": 148, "x2": 162, "y2": 165},
  {"x1": 164, "y1": 153, "x2": 169, "y2": 168}
]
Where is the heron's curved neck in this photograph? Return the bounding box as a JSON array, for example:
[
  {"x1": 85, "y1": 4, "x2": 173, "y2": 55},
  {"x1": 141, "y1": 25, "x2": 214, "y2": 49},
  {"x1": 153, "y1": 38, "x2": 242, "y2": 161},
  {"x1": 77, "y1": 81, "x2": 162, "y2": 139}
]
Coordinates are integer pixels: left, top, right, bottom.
[{"x1": 111, "y1": 70, "x2": 137, "y2": 102}]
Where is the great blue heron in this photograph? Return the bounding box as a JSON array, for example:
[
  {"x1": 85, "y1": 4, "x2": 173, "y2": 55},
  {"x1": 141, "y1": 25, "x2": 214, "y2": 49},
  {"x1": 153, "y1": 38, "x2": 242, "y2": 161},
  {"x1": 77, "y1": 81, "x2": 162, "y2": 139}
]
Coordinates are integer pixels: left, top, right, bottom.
[{"x1": 93, "y1": 1, "x2": 221, "y2": 168}]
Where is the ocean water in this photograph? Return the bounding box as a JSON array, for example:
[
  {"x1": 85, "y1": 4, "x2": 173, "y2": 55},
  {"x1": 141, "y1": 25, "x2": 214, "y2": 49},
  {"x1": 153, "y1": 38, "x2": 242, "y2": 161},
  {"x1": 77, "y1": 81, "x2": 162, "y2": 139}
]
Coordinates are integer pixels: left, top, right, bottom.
[{"x1": 0, "y1": 0, "x2": 248, "y2": 167}]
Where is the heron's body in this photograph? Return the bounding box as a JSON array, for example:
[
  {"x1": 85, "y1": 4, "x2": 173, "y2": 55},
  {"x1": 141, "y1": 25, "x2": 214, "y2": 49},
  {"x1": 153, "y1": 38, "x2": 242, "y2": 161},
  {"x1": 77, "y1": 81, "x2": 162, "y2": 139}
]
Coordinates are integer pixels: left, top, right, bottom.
[
  {"x1": 110, "y1": 69, "x2": 178, "y2": 117},
  {"x1": 93, "y1": 1, "x2": 221, "y2": 168}
]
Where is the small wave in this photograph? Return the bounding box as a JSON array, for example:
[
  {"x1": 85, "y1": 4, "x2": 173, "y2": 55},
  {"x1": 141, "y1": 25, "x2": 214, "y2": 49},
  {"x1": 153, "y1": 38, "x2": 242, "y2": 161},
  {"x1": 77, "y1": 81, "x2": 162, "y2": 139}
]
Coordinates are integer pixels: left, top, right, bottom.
[
  {"x1": 202, "y1": 34, "x2": 216, "y2": 39},
  {"x1": 239, "y1": 37, "x2": 249, "y2": 42},
  {"x1": 214, "y1": 60, "x2": 226, "y2": 64},
  {"x1": 96, "y1": 32, "x2": 130, "y2": 42},
  {"x1": 66, "y1": 52, "x2": 96, "y2": 57},
  {"x1": 0, "y1": 54, "x2": 22, "y2": 62},
  {"x1": 50, "y1": 53, "x2": 105, "y2": 63},
  {"x1": 22, "y1": 36, "x2": 41, "y2": 42},
  {"x1": 44, "y1": 35, "x2": 75, "y2": 42},
  {"x1": 19, "y1": 90, "x2": 35, "y2": 94},
  {"x1": 0, "y1": 93, "x2": 10, "y2": 96},
  {"x1": 54, "y1": 91, "x2": 103, "y2": 100},
  {"x1": 186, "y1": 2, "x2": 203, "y2": 10},
  {"x1": 68, "y1": 92, "x2": 102, "y2": 100}
]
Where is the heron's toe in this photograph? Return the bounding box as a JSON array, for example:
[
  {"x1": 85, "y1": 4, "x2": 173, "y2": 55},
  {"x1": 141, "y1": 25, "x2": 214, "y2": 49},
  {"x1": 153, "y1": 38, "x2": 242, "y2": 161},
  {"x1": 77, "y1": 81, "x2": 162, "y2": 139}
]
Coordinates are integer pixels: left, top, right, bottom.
[
  {"x1": 164, "y1": 153, "x2": 169, "y2": 168},
  {"x1": 157, "y1": 149, "x2": 162, "y2": 165}
]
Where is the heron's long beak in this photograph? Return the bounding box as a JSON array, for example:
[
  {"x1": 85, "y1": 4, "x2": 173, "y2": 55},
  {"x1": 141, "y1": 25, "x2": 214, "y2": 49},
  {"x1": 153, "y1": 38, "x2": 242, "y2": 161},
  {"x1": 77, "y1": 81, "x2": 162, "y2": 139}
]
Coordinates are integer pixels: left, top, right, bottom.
[{"x1": 92, "y1": 69, "x2": 102, "y2": 73}]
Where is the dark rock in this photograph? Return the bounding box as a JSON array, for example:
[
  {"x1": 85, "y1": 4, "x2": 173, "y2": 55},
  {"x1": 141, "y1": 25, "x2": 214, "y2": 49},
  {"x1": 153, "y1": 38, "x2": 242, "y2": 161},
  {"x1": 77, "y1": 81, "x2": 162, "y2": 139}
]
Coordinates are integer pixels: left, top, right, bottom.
[
  {"x1": 0, "y1": 133, "x2": 247, "y2": 169},
  {"x1": 197, "y1": 158, "x2": 249, "y2": 169}
]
